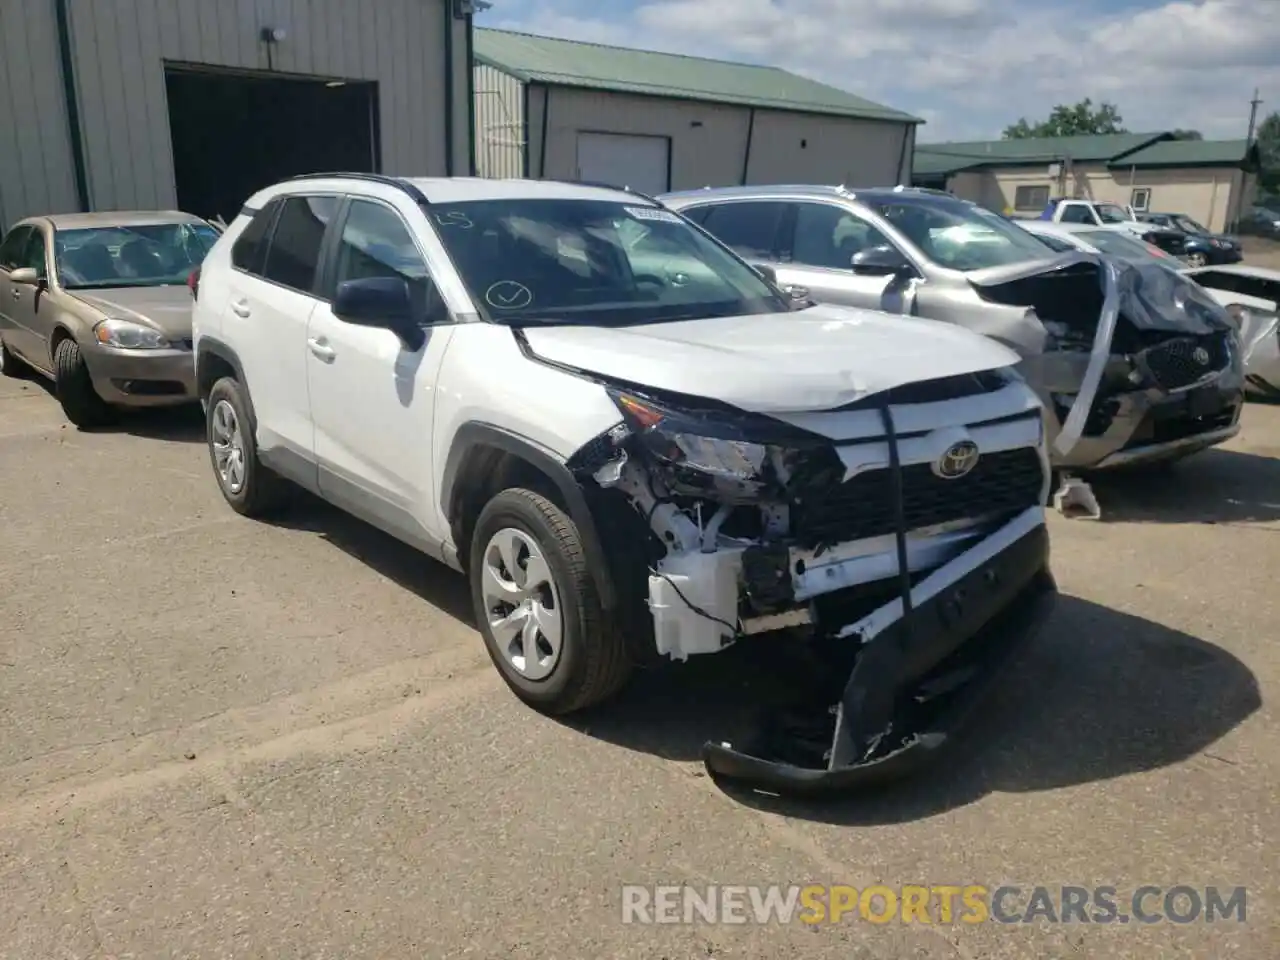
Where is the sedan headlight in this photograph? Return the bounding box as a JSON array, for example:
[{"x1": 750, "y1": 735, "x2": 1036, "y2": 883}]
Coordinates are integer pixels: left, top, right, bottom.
[
  {"x1": 612, "y1": 391, "x2": 767, "y2": 481},
  {"x1": 94, "y1": 318, "x2": 171, "y2": 349}
]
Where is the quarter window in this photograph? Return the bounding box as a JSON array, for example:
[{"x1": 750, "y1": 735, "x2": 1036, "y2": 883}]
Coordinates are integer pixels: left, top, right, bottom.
[
  {"x1": 698, "y1": 202, "x2": 786, "y2": 260},
  {"x1": 231, "y1": 201, "x2": 279, "y2": 274},
  {"x1": 334, "y1": 200, "x2": 444, "y2": 325},
  {"x1": 0, "y1": 226, "x2": 31, "y2": 269},
  {"x1": 261, "y1": 196, "x2": 339, "y2": 293},
  {"x1": 789, "y1": 202, "x2": 893, "y2": 270}
]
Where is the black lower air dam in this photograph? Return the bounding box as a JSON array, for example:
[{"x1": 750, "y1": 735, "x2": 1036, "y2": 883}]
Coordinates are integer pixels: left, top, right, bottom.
[{"x1": 700, "y1": 408, "x2": 1059, "y2": 797}]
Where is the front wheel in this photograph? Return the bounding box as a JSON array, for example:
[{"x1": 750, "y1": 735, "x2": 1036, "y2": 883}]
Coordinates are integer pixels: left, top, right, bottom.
[
  {"x1": 470, "y1": 488, "x2": 632, "y2": 714},
  {"x1": 53, "y1": 338, "x2": 113, "y2": 427}
]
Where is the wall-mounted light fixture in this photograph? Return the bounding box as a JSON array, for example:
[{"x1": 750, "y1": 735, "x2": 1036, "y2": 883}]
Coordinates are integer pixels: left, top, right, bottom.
[{"x1": 260, "y1": 26, "x2": 287, "y2": 43}]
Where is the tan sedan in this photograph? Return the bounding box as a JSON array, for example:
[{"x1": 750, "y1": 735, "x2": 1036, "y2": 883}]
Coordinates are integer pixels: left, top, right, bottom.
[{"x1": 0, "y1": 211, "x2": 219, "y2": 427}]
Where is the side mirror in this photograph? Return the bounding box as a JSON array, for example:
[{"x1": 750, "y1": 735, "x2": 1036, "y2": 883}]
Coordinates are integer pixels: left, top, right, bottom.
[
  {"x1": 333, "y1": 277, "x2": 426, "y2": 350},
  {"x1": 850, "y1": 245, "x2": 913, "y2": 278},
  {"x1": 9, "y1": 267, "x2": 41, "y2": 286}
]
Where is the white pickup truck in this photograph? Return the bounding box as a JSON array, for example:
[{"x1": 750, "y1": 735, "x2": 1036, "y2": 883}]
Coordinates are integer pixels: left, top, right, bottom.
[{"x1": 1032, "y1": 198, "x2": 1150, "y2": 237}]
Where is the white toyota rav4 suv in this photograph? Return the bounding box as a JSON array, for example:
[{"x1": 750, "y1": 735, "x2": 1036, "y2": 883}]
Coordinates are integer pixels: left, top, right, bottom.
[{"x1": 192, "y1": 173, "x2": 1058, "y2": 793}]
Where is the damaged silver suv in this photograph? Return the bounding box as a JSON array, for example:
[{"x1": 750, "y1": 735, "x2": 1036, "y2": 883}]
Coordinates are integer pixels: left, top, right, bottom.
[
  {"x1": 194, "y1": 174, "x2": 1057, "y2": 794},
  {"x1": 663, "y1": 185, "x2": 1244, "y2": 474}
]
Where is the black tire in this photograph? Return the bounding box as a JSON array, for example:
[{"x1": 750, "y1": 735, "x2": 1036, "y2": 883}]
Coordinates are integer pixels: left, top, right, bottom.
[
  {"x1": 0, "y1": 334, "x2": 29, "y2": 378},
  {"x1": 470, "y1": 488, "x2": 632, "y2": 714},
  {"x1": 53, "y1": 338, "x2": 113, "y2": 428},
  {"x1": 205, "y1": 376, "x2": 288, "y2": 517}
]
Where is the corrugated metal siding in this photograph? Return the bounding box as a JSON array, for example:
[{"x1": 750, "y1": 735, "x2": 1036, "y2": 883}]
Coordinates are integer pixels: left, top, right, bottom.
[
  {"x1": 0, "y1": 0, "x2": 79, "y2": 228},
  {"x1": 745, "y1": 112, "x2": 909, "y2": 188},
  {"x1": 60, "y1": 0, "x2": 464, "y2": 210},
  {"x1": 539, "y1": 87, "x2": 910, "y2": 191},
  {"x1": 475, "y1": 64, "x2": 524, "y2": 178}
]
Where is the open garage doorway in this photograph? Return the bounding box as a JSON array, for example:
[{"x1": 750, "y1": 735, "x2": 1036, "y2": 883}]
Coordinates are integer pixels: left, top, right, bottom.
[{"x1": 165, "y1": 64, "x2": 379, "y2": 223}]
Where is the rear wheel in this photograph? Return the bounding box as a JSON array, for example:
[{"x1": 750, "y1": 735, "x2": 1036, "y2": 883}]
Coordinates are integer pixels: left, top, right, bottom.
[
  {"x1": 206, "y1": 376, "x2": 287, "y2": 517},
  {"x1": 53, "y1": 338, "x2": 113, "y2": 427},
  {"x1": 1185, "y1": 251, "x2": 1208, "y2": 268},
  {"x1": 470, "y1": 488, "x2": 632, "y2": 714}
]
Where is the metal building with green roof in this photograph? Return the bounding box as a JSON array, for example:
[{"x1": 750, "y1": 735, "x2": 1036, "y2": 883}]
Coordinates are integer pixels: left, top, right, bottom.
[{"x1": 472, "y1": 27, "x2": 921, "y2": 192}]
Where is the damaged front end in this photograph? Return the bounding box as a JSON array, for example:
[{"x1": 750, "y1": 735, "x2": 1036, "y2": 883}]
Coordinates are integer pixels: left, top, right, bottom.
[
  {"x1": 568, "y1": 373, "x2": 1058, "y2": 795},
  {"x1": 969, "y1": 254, "x2": 1245, "y2": 472}
]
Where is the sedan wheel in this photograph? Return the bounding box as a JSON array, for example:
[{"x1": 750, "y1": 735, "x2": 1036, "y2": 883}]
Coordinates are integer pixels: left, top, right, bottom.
[{"x1": 1185, "y1": 252, "x2": 1208, "y2": 268}]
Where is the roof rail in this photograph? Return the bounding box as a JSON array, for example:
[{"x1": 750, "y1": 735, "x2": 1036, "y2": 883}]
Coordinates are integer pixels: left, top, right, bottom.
[
  {"x1": 284, "y1": 171, "x2": 430, "y2": 205},
  {"x1": 545, "y1": 178, "x2": 666, "y2": 206}
]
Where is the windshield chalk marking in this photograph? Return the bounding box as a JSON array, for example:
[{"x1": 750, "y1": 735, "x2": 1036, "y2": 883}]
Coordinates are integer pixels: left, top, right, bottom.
[{"x1": 485, "y1": 281, "x2": 533, "y2": 309}]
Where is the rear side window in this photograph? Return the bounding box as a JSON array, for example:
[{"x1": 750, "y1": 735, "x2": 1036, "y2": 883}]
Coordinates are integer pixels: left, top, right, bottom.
[
  {"x1": 1058, "y1": 205, "x2": 1095, "y2": 225},
  {"x1": 231, "y1": 201, "x2": 279, "y2": 273},
  {"x1": 698, "y1": 202, "x2": 786, "y2": 260},
  {"x1": 260, "y1": 196, "x2": 339, "y2": 294}
]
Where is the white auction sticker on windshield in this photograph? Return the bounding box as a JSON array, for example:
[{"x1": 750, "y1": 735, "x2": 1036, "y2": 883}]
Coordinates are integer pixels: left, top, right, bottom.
[{"x1": 626, "y1": 206, "x2": 681, "y2": 223}]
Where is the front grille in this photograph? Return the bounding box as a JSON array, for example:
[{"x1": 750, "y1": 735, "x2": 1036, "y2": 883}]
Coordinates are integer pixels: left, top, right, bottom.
[
  {"x1": 792, "y1": 446, "x2": 1043, "y2": 547},
  {"x1": 834, "y1": 370, "x2": 1011, "y2": 410},
  {"x1": 1137, "y1": 334, "x2": 1228, "y2": 391}
]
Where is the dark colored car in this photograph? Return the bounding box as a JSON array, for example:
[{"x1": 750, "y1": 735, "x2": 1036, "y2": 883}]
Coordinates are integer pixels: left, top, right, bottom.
[
  {"x1": 1139, "y1": 212, "x2": 1243, "y2": 267},
  {"x1": 1237, "y1": 205, "x2": 1280, "y2": 240}
]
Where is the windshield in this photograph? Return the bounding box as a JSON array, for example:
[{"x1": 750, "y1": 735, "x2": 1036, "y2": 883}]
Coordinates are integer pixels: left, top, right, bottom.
[
  {"x1": 1174, "y1": 216, "x2": 1209, "y2": 234},
  {"x1": 868, "y1": 195, "x2": 1059, "y2": 271},
  {"x1": 1095, "y1": 203, "x2": 1129, "y2": 223},
  {"x1": 54, "y1": 222, "x2": 219, "y2": 289},
  {"x1": 427, "y1": 199, "x2": 788, "y2": 325},
  {"x1": 1078, "y1": 229, "x2": 1179, "y2": 267}
]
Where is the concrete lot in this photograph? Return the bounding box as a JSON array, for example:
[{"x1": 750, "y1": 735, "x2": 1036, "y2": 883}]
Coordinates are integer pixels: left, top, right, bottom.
[{"x1": 1, "y1": 364, "x2": 1278, "y2": 957}]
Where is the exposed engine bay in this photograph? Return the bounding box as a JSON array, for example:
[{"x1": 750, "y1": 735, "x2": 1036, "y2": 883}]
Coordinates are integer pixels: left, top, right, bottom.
[{"x1": 965, "y1": 254, "x2": 1244, "y2": 473}]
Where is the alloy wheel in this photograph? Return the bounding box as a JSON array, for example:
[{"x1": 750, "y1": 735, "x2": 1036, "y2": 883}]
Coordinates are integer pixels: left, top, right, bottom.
[
  {"x1": 210, "y1": 399, "x2": 247, "y2": 494},
  {"x1": 480, "y1": 526, "x2": 563, "y2": 681}
]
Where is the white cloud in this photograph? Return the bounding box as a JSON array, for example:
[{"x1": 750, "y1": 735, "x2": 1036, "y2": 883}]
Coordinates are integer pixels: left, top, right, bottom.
[{"x1": 482, "y1": 0, "x2": 1280, "y2": 141}]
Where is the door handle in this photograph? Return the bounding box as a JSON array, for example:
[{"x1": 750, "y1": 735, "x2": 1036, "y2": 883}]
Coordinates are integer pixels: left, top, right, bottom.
[
  {"x1": 230, "y1": 299, "x2": 251, "y2": 318},
  {"x1": 307, "y1": 337, "x2": 336, "y2": 362}
]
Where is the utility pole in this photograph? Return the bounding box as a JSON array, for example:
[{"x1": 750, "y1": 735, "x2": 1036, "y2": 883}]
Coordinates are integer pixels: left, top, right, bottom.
[{"x1": 1246, "y1": 88, "x2": 1262, "y2": 143}]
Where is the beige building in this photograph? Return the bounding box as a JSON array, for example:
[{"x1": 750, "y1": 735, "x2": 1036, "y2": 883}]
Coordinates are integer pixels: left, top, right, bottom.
[
  {"x1": 0, "y1": 0, "x2": 475, "y2": 228},
  {"x1": 913, "y1": 133, "x2": 1261, "y2": 233},
  {"x1": 474, "y1": 28, "x2": 920, "y2": 194}
]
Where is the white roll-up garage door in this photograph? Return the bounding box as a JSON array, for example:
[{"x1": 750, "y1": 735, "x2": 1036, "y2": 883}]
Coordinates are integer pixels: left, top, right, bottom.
[{"x1": 575, "y1": 132, "x2": 671, "y2": 195}]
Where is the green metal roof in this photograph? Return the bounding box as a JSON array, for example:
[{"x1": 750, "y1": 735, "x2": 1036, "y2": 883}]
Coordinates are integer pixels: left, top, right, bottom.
[
  {"x1": 1109, "y1": 138, "x2": 1259, "y2": 169},
  {"x1": 474, "y1": 28, "x2": 921, "y2": 124},
  {"x1": 912, "y1": 132, "x2": 1170, "y2": 176}
]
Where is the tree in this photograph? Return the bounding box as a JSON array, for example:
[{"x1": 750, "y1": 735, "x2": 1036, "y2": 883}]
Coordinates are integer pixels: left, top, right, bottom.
[
  {"x1": 1169, "y1": 129, "x2": 1203, "y2": 140},
  {"x1": 1003, "y1": 99, "x2": 1128, "y2": 139},
  {"x1": 1256, "y1": 111, "x2": 1280, "y2": 197}
]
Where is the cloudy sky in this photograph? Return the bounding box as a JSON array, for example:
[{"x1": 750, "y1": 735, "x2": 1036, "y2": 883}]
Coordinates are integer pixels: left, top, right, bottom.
[{"x1": 479, "y1": 0, "x2": 1277, "y2": 142}]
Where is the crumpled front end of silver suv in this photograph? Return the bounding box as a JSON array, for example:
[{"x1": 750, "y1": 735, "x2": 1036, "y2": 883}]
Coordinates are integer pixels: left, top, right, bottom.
[{"x1": 568, "y1": 369, "x2": 1058, "y2": 794}]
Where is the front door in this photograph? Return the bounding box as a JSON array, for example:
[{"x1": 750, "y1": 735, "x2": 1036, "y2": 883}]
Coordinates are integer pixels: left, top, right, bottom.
[
  {"x1": 774, "y1": 201, "x2": 917, "y2": 314},
  {"x1": 306, "y1": 196, "x2": 457, "y2": 557},
  {"x1": 0, "y1": 226, "x2": 47, "y2": 365}
]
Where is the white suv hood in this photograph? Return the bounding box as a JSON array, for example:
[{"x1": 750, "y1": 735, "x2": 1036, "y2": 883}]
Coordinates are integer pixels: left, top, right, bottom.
[{"x1": 520, "y1": 303, "x2": 1019, "y2": 414}]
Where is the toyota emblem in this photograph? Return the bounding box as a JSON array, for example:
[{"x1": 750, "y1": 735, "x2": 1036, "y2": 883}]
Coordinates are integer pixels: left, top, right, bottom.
[
  {"x1": 933, "y1": 440, "x2": 981, "y2": 480},
  {"x1": 1192, "y1": 347, "x2": 1210, "y2": 365}
]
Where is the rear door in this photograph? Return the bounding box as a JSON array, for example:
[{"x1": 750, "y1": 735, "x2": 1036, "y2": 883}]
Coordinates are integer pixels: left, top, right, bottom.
[
  {"x1": 775, "y1": 201, "x2": 919, "y2": 313},
  {"x1": 223, "y1": 194, "x2": 340, "y2": 472},
  {"x1": 0, "y1": 226, "x2": 34, "y2": 359}
]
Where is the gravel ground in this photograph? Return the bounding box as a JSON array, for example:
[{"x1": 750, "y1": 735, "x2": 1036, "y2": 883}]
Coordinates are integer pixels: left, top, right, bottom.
[{"x1": 1, "y1": 347, "x2": 1277, "y2": 958}]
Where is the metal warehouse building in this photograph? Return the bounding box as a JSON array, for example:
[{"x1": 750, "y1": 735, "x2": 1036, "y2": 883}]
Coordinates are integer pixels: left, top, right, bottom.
[
  {"x1": 0, "y1": 0, "x2": 475, "y2": 228},
  {"x1": 473, "y1": 28, "x2": 921, "y2": 194}
]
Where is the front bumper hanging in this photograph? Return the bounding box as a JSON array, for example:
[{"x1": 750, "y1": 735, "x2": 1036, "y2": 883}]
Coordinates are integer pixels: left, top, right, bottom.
[{"x1": 702, "y1": 511, "x2": 1058, "y2": 797}]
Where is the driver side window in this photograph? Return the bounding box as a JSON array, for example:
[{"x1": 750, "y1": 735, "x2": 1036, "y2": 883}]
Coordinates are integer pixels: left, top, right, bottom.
[
  {"x1": 1059, "y1": 205, "x2": 1095, "y2": 224},
  {"x1": 20, "y1": 230, "x2": 48, "y2": 278},
  {"x1": 788, "y1": 202, "x2": 895, "y2": 270},
  {"x1": 334, "y1": 200, "x2": 447, "y2": 326}
]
